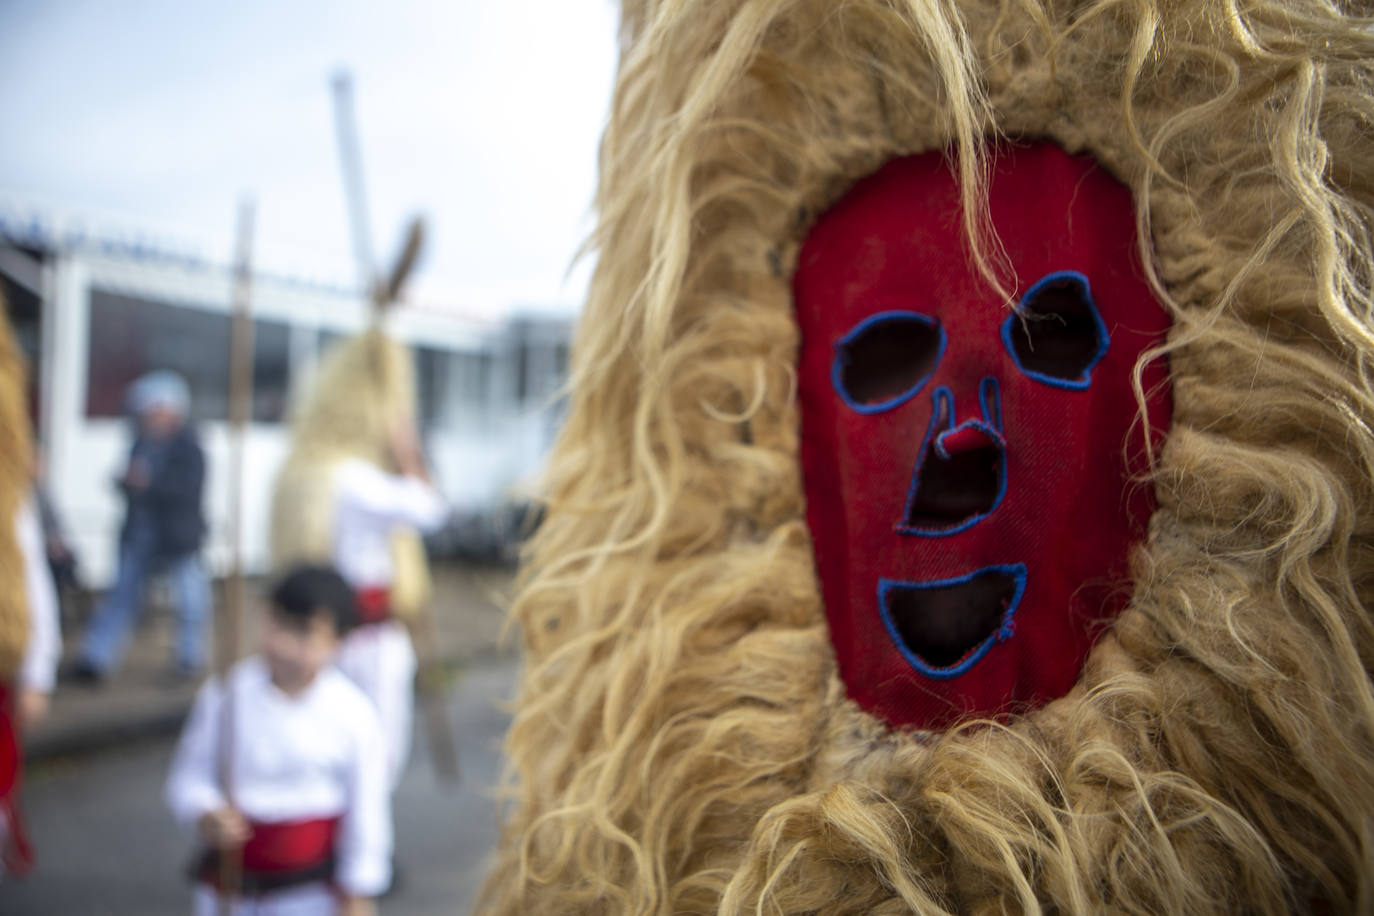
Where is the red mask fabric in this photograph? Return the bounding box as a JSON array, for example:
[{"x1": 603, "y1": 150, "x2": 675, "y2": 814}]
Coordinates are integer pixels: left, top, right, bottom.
[{"x1": 794, "y1": 141, "x2": 1173, "y2": 732}]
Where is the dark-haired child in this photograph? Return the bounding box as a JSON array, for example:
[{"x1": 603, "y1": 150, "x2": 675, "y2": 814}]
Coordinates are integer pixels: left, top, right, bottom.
[{"x1": 165, "y1": 565, "x2": 390, "y2": 916}]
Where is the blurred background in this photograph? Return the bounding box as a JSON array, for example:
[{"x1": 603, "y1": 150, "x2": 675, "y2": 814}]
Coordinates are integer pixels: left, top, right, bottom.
[
  {"x1": 0, "y1": 1, "x2": 618, "y2": 912},
  {"x1": 1, "y1": 0, "x2": 618, "y2": 573}
]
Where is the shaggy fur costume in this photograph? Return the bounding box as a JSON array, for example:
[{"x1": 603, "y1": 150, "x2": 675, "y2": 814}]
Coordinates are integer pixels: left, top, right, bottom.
[
  {"x1": 269, "y1": 326, "x2": 430, "y2": 615},
  {"x1": 0, "y1": 294, "x2": 30, "y2": 679},
  {"x1": 479, "y1": 0, "x2": 1374, "y2": 912}
]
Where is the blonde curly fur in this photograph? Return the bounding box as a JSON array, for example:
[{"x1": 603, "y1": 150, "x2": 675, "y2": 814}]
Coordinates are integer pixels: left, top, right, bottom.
[
  {"x1": 269, "y1": 326, "x2": 431, "y2": 615},
  {"x1": 480, "y1": 0, "x2": 1374, "y2": 912},
  {"x1": 0, "y1": 294, "x2": 30, "y2": 680}
]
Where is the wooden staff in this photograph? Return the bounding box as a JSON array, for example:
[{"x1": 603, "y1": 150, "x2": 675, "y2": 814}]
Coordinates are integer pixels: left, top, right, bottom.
[
  {"x1": 331, "y1": 72, "x2": 375, "y2": 297},
  {"x1": 378, "y1": 221, "x2": 462, "y2": 785},
  {"x1": 216, "y1": 197, "x2": 256, "y2": 912},
  {"x1": 408, "y1": 597, "x2": 461, "y2": 784}
]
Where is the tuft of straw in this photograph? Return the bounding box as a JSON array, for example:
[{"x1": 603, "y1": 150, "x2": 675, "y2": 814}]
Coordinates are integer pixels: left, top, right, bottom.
[
  {"x1": 269, "y1": 327, "x2": 432, "y2": 616},
  {"x1": 0, "y1": 292, "x2": 30, "y2": 679}
]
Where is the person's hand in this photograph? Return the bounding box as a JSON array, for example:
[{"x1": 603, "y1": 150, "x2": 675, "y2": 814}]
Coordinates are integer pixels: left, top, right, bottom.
[
  {"x1": 339, "y1": 896, "x2": 376, "y2": 916},
  {"x1": 197, "y1": 806, "x2": 251, "y2": 850},
  {"x1": 123, "y1": 459, "x2": 150, "y2": 491},
  {"x1": 387, "y1": 419, "x2": 429, "y2": 481},
  {"x1": 46, "y1": 535, "x2": 70, "y2": 562},
  {"x1": 17, "y1": 689, "x2": 49, "y2": 729}
]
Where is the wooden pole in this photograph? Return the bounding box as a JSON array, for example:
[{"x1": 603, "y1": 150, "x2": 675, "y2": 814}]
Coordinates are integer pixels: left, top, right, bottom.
[
  {"x1": 408, "y1": 609, "x2": 460, "y2": 784},
  {"x1": 216, "y1": 197, "x2": 256, "y2": 913},
  {"x1": 331, "y1": 71, "x2": 376, "y2": 298},
  {"x1": 378, "y1": 217, "x2": 462, "y2": 785}
]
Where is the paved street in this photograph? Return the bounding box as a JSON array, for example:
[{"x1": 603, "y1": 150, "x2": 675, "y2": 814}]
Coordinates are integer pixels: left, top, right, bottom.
[{"x1": 0, "y1": 656, "x2": 519, "y2": 915}]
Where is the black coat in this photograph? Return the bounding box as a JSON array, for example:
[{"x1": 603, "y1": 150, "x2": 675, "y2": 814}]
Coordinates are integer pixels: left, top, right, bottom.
[{"x1": 120, "y1": 424, "x2": 207, "y2": 560}]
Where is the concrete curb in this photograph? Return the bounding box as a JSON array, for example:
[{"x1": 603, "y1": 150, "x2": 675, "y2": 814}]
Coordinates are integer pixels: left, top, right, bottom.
[{"x1": 26, "y1": 703, "x2": 192, "y2": 764}]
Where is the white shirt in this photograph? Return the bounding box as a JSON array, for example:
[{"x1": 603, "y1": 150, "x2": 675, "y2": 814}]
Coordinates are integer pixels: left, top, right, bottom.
[
  {"x1": 331, "y1": 458, "x2": 448, "y2": 589},
  {"x1": 16, "y1": 496, "x2": 60, "y2": 693},
  {"x1": 164, "y1": 657, "x2": 392, "y2": 897}
]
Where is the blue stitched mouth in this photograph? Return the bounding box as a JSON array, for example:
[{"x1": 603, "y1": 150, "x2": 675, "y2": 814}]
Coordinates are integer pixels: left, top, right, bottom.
[{"x1": 878, "y1": 565, "x2": 1026, "y2": 679}]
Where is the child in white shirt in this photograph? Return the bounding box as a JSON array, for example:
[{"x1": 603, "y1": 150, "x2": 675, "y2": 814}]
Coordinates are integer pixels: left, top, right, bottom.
[{"x1": 165, "y1": 566, "x2": 391, "y2": 916}]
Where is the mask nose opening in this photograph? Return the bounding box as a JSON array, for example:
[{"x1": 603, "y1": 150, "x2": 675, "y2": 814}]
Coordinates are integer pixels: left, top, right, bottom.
[{"x1": 901, "y1": 382, "x2": 1006, "y2": 535}]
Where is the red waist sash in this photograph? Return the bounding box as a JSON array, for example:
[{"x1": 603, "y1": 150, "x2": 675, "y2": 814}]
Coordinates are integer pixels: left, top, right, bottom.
[
  {"x1": 242, "y1": 816, "x2": 340, "y2": 873},
  {"x1": 0, "y1": 681, "x2": 33, "y2": 876},
  {"x1": 195, "y1": 815, "x2": 341, "y2": 894},
  {"x1": 0, "y1": 683, "x2": 16, "y2": 800},
  {"x1": 355, "y1": 587, "x2": 392, "y2": 625}
]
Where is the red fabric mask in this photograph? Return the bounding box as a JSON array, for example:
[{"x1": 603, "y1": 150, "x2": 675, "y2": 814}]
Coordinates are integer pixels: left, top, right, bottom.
[{"x1": 794, "y1": 141, "x2": 1173, "y2": 731}]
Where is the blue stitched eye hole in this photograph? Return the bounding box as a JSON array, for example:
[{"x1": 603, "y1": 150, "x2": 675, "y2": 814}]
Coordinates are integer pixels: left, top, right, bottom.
[
  {"x1": 1001, "y1": 271, "x2": 1108, "y2": 390},
  {"x1": 833, "y1": 311, "x2": 945, "y2": 413}
]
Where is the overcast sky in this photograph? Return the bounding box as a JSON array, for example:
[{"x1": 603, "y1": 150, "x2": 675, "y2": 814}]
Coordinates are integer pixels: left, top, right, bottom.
[{"x1": 0, "y1": 0, "x2": 619, "y2": 318}]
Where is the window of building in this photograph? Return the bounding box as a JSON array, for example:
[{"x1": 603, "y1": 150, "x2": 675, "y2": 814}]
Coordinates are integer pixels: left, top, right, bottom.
[
  {"x1": 414, "y1": 345, "x2": 450, "y2": 430},
  {"x1": 454, "y1": 350, "x2": 490, "y2": 408},
  {"x1": 86, "y1": 288, "x2": 292, "y2": 423},
  {"x1": 316, "y1": 328, "x2": 346, "y2": 357},
  {"x1": 514, "y1": 339, "x2": 530, "y2": 403},
  {"x1": 87, "y1": 289, "x2": 230, "y2": 421},
  {"x1": 252, "y1": 319, "x2": 291, "y2": 423}
]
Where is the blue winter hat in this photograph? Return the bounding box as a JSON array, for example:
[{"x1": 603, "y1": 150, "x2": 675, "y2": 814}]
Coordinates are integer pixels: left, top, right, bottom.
[{"x1": 128, "y1": 370, "x2": 191, "y2": 416}]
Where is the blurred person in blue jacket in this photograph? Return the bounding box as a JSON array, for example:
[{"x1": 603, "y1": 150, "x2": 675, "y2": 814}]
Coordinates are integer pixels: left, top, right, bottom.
[{"x1": 73, "y1": 370, "x2": 209, "y2": 683}]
